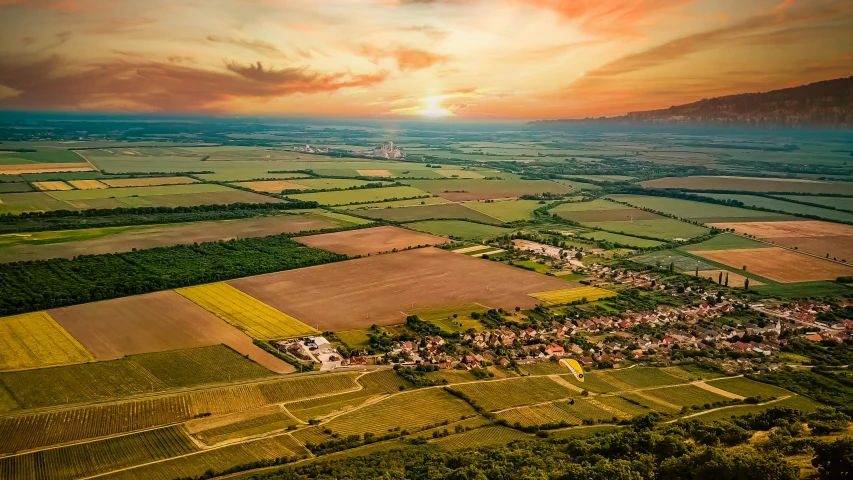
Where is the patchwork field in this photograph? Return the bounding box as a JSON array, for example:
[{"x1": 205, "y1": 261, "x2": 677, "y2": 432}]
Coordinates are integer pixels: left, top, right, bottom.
[
  {"x1": 407, "y1": 219, "x2": 513, "y2": 241},
  {"x1": 101, "y1": 176, "x2": 199, "y2": 187},
  {"x1": 0, "y1": 311, "x2": 94, "y2": 371},
  {"x1": 705, "y1": 377, "x2": 793, "y2": 399},
  {"x1": 0, "y1": 162, "x2": 94, "y2": 175},
  {"x1": 286, "y1": 186, "x2": 428, "y2": 206},
  {"x1": 177, "y1": 282, "x2": 319, "y2": 340},
  {"x1": 32, "y1": 181, "x2": 73, "y2": 191},
  {"x1": 598, "y1": 367, "x2": 685, "y2": 389},
  {"x1": 353, "y1": 203, "x2": 501, "y2": 223},
  {"x1": 462, "y1": 199, "x2": 548, "y2": 222},
  {"x1": 235, "y1": 179, "x2": 313, "y2": 192},
  {"x1": 691, "y1": 247, "x2": 853, "y2": 283},
  {"x1": 529, "y1": 286, "x2": 616, "y2": 305},
  {"x1": 704, "y1": 194, "x2": 853, "y2": 223},
  {"x1": 641, "y1": 176, "x2": 853, "y2": 195},
  {"x1": 49, "y1": 290, "x2": 294, "y2": 373},
  {"x1": 228, "y1": 247, "x2": 569, "y2": 330},
  {"x1": 586, "y1": 219, "x2": 709, "y2": 241},
  {"x1": 0, "y1": 213, "x2": 345, "y2": 262},
  {"x1": 607, "y1": 194, "x2": 790, "y2": 222},
  {"x1": 404, "y1": 179, "x2": 572, "y2": 201},
  {"x1": 336, "y1": 196, "x2": 450, "y2": 210},
  {"x1": 551, "y1": 200, "x2": 660, "y2": 223},
  {"x1": 578, "y1": 231, "x2": 664, "y2": 248},
  {"x1": 67, "y1": 179, "x2": 109, "y2": 189},
  {"x1": 642, "y1": 384, "x2": 730, "y2": 408},
  {"x1": 707, "y1": 220, "x2": 853, "y2": 261},
  {"x1": 293, "y1": 225, "x2": 448, "y2": 256}
]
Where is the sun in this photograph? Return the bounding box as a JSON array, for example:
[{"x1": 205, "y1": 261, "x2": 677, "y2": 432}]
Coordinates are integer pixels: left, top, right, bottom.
[{"x1": 419, "y1": 96, "x2": 453, "y2": 117}]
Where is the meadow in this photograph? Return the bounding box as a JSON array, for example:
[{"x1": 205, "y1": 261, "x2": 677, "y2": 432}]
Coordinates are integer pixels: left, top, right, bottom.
[{"x1": 586, "y1": 218, "x2": 709, "y2": 241}]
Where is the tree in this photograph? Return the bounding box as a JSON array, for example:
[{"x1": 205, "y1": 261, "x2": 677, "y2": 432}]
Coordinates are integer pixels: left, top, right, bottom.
[
  {"x1": 575, "y1": 251, "x2": 583, "y2": 260},
  {"x1": 718, "y1": 272, "x2": 723, "y2": 284},
  {"x1": 669, "y1": 262, "x2": 674, "y2": 273},
  {"x1": 744, "y1": 278, "x2": 749, "y2": 291},
  {"x1": 725, "y1": 273, "x2": 729, "y2": 286},
  {"x1": 812, "y1": 438, "x2": 853, "y2": 479}
]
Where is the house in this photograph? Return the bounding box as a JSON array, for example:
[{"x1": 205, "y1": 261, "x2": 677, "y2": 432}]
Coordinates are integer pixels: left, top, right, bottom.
[
  {"x1": 579, "y1": 356, "x2": 594, "y2": 366},
  {"x1": 805, "y1": 333, "x2": 823, "y2": 342},
  {"x1": 545, "y1": 344, "x2": 565, "y2": 356},
  {"x1": 342, "y1": 356, "x2": 368, "y2": 366},
  {"x1": 499, "y1": 357, "x2": 511, "y2": 367}
]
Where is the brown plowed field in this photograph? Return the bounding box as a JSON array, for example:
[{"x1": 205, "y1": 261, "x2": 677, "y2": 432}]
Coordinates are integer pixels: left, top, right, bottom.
[
  {"x1": 692, "y1": 248, "x2": 853, "y2": 283},
  {"x1": 293, "y1": 226, "x2": 448, "y2": 256},
  {"x1": 707, "y1": 221, "x2": 853, "y2": 261},
  {"x1": 49, "y1": 291, "x2": 294, "y2": 373},
  {"x1": 696, "y1": 270, "x2": 763, "y2": 288},
  {"x1": 770, "y1": 237, "x2": 851, "y2": 262},
  {"x1": 228, "y1": 247, "x2": 571, "y2": 331}
]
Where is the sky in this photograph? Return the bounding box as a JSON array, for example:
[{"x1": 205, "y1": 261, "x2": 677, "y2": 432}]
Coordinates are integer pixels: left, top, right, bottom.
[{"x1": 0, "y1": 0, "x2": 851, "y2": 118}]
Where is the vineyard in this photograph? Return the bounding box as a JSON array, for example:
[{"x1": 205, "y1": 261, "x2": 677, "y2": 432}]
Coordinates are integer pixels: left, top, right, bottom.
[
  {"x1": 130, "y1": 345, "x2": 274, "y2": 388},
  {"x1": 193, "y1": 408, "x2": 300, "y2": 446},
  {"x1": 598, "y1": 367, "x2": 686, "y2": 389},
  {"x1": 558, "y1": 373, "x2": 622, "y2": 394},
  {"x1": 528, "y1": 286, "x2": 617, "y2": 305},
  {"x1": 595, "y1": 395, "x2": 654, "y2": 418},
  {"x1": 705, "y1": 377, "x2": 792, "y2": 399},
  {"x1": 176, "y1": 282, "x2": 319, "y2": 340},
  {"x1": 431, "y1": 426, "x2": 530, "y2": 450},
  {"x1": 494, "y1": 402, "x2": 582, "y2": 428},
  {"x1": 0, "y1": 425, "x2": 198, "y2": 480},
  {"x1": 643, "y1": 385, "x2": 730, "y2": 408},
  {"x1": 617, "y1": 392, "x2": 681, "y2": 414},
  {"x1": 448, "y1": 377, "x2": 578, "y2": 412},
  {"x1": 258, "y1": 372, "x2": 361, "y2": 404},
  {"x1": 0, "y1": 311, "x2": 93, "y2": 371}
]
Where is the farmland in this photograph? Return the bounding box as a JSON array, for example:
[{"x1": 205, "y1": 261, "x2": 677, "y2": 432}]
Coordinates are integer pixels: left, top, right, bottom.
[
  {"x1": 293, "y1": 225, "x2": 448, "y2": 256},
  {"x1": 0, "y1": 311, "x2": 93, "y2": 371},
  {"x1": 177, "y1": 282, "x2": 320, "y2": 340},
  {"x1": 529, "y1": 286, "x2": 616, "y2": 305},
  {"x1": 607, "y1": 194, "x2": 790, "y2": 222},
  {"x1": 101, "y1": 176, "x2": 199, "y2": 187},
  {"x1": 642, "y1": 384, "x2": 730, "y2": 408},
  {"x1": 703, "y1": 193, "x2": 853, "y2": 223},
  {"x1": 641, "y1": 176, "x2": 853, "y2": 195},
  {"x1": 577, "y1": 231, "x2": 664, "y2": 248},
  {"x1": 406, "y1": 219, "x2": 513, "y2": 241},
  {"x1": 229, "y1": 248, "x2": 568, "y2": 330},
  {"x1": 705, "y1": 220, "x2": 853, "y2": 261},
  {"x1": 462, "y1": 199, "x2": 548, "y2": 222},
  {"x1": 705, "y1": 377, "x2": 794, "y2": 399},
  {"x1": 692, "y1": 247, "x2": 853, "y2": 283},
  {"x1": 353, "y1": 202, "x2": 501, "y2": 223},
  {"x1": 403, "y1": 179, "x2": 573, "y2": 201},
  {"x1": 585, "y1": 218, "x2": 709, "y2": 241},
  {"x1": 447, "y1": 376, "x2": 578, "y2": 411},
  {"x1": 285, "y1": 186, "x2": 428, "y2": 205}
]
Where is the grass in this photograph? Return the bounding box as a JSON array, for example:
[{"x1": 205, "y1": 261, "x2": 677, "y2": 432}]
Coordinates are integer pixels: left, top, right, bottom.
[
  {"x1": 586, "y1": 219, "x2": 710, "y2": 241},
  {"x1": 406, "y1": 220, "x2": 513, "y2": 241},
  {"x1": 607, "y1": 194, "x2": 789, "y2": 221},
  {"x1": 529, "y1": 286, "x2": 617, "y2": 305},
  {"x1": 194, "y1": 409, "x2": 300, "y2": 445},
  {"x1": 705, "y1": 377, "x2": 792, "y2": 398},
  {"x1": 513, "y1": 260, "x2": 552, "y2": 273},
  {"x1": 286, "y1": 186, "x2": 429, "y2": 206},
  {"x1": 704, "y1": 194, "x2": 853, "y2": 223},
  {"x1": 0, "y1": 425, "x2": 198, "y2": 480},
  {"x1": 462, "y1": 199, "x2": 549, "y2": 222},
  {"x1": 46, "y1": 183, "x2": 234, "y2": 200},
  {"x1": 355, "y1": 203, "x2": 501, "y2": 223},
  {"x1": 431, "y1": 425, "x2": 531, "y2": 449},
  {"x1": 752, "y1": 281, "x2": 852, "y2": 298},
  {"x1": 643, "y1": 384, "x2": 730, "y2": 408},
  {"x1": 578, "y1": 231, "x2": 664, "y2": 248},
  {"x1": 0, "y1": 311, "x2": 94, "y2": 371},
  {"x1": 177, "y1": 282, "x2": 320, "y2": 340},
  {"x1": 336, "y1": 196, "x2": 450, "y2": 210},
  {"x1": 631, "y1": 249, "x2": 718, "y2": 272},
  {"x1": 0, "y1": 345, "x2": 273, "y2": 409},
  {"x1": 410, "y1": 302, "x2": 488, "y2": 333},
  {"x1": 680, "y1": 233, "x2": 767, "y2": 251},
  {"x1": 448, "y1": 377, "x2": 578, "y2": 411},
  {"x1": 598, "y1": 367, "x2": 685, "y2": 389}
]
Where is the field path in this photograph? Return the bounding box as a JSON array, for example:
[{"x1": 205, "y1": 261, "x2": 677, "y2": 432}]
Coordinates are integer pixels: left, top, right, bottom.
[
  {"x1": 73, "y1": 149, "x2": 101, "y2": 172},
  {"x1": 693, "y1": 380, "x2": 745, "y2": 400}
]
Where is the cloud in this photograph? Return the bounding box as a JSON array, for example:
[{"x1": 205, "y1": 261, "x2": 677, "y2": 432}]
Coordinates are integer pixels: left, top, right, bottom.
[
  {"x1": 0, "y1": 55, "x2": 389, "y2": 111},
  {"x1": 402, "y1": 25, "x2": 451, "y2": 41},
  {"x1": 358, "y1": 45, "x2": 449, "y2": 71},
  {"x1": 207, "y1": 35, "x2": 288, "y2": 59},
  {"x1": 519, "y1": 0, "x2": 695, "y2": 35}
]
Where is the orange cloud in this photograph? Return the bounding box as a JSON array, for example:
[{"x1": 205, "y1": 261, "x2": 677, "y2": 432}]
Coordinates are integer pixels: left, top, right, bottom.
[
  {"x1": 358, "y1": 45, "x2": 449, "y2": 72},
  {"x1": 520, "y1": 0, "x2": 695, "y2": 34}
]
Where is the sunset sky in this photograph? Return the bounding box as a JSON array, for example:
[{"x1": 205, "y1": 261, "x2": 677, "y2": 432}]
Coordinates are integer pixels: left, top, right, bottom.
[{"x1": 0, "y1": 0, "x2": 851, "y2": 118}]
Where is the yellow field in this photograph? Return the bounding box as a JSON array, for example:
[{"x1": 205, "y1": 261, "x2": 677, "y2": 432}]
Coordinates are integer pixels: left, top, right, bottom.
[
  {"x1": 529, "y1": 286, "x2": 617, "y2": 305},
  {"x1": 32, "y1": 181, "x2": 73, "y2": 191},
  {"x1": 68, "y1": 180, "x2": 109, "y2": 190},
  {"x1": 0, "y1": 312, "x2": 94, "y2": 371},
  {"x1": 176, "y1": 283, "x2": 319, "y2": 340}
]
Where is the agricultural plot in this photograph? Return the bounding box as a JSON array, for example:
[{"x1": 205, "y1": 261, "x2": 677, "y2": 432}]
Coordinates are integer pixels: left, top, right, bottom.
[
  {"x1": 336, "y1": 196, "x2": 450, "y2": 210},
  {"x1": 598, "y1": 367, "x2": 686, "y2": 389},
  {"x1": 32, "y1": 181, "x2": 73, "y2": 191},
  {"x1": 406, "y1": 220, "x2": 513, "y2": 241},
  {"x1": 680, "y1": 233, "x2": 767, "y2": 251},
  {"x1": 529, "y1": 286, "x2": 617, "y2": 305},
  {"x1": 695, "y1": 270, "x2": 762, "y2": 288},
  {"x1": 556, "y1": 373, "x2": 622, "y2": 394},
  {"x1": 189, "y1": 406, "x2": 300, "y2": 445},
  {"x1": 50, "y1": 290, "x2": 294, "y2": 373},
  {"x1": 778, "y1": 195, "x2": 853, "y2": 210},
  {"x1": 177, "y1": 282, "x2": 319, "y2": 340},
  {"x1": 233, "y1": 180, "x2": 310, "y2": 193},
  {"x1": 0, "y1": 192, "x2": 76, "y2": 214},
  {"x1": 354, "y1": 203, "x2": 501, "y2": 224},
  {"x1": 0, "y1": 182, "x2": 31, "y2": 193},
  {"x1": 495, "y1": 403, "x2": 582, "y2": 428},
  {"x1": 704, "y1": 194, "x2": 853, "y2": 223},
  {"x1": 320, "y1": 388, "x2": 477, "y2": 437},
  {"x1": 293, "y1": 226, "x2": 448, "y2": 256},
  {"x1": 642, "y1": 384, "x2": 730, "y2": 408},
  {"x1": 616, "y1": 392, "x2": 681, "y2": 414},
  {"x1": 0, "y1": 345, "x2": 273, "y2": 409},
  {"x1": 68, "y1": 179, "x2": 109, "y2": 189},
  {"x1": 286, "y1": 186, "x2": 428, "y2": 206},
  {"x1": 257, "y1": 372, "x2": 362, "y2": 404},
  {"x1": 410, "y1": 302, "x2": 489, "y2": 333},
  {"x1": 631, "y1": 249, "x2": 718, "y2": 272},
  {"x1": 578, "y1": 231, "x2": 664, "y2": 248},
  {"x1": 706, "y1": 377, "x2": 792, "y2": 399},
  {"x1": 403, "y1": 179, "x2": 572, "y2": 201},
  {"x1": 753, "y1": 281, "x2": 853, "y2": 298},
  {"x1": 596, "y1": 395, "x2": 655, "y2": 417},
  {"x1": 0, "y1": 311, "x2": 93, "y2": 371},
  {"x1": 607, "y1": 194, "x2": 789, "y2": 223},
  {"x1": 431, "y1": 426, "x2": 530, "y2": 450},
  {"x1": 691, "y1": 247, "x2": 853, "y2": 283},
  {"x1": 706, "y1": 220, "x2": 853, "y2": 261},
  {"x1": 550, "y1": 200, "x2": 659, "y2": 223},
  {"x1": 0, "y1": 162, "x2": 93, "y2": 175},
  {"x1": 0, "y1": 213, "x2": 344, "y2": 263},
  {"x1": 448, "y1": 376, "x2": 577, "y2": 411},
  {"x1": 585, "y1": 219, "x2": 710, "y2": 241},
  {"x1": 640, "y1": 176, "x2": 853, "y2": 195},
  {"x1": 46, "y1": 183, "x2": 234, "y2": 200},
  {"x1": 0, "y1": 425, "x2": 198, "y2": 480},
  {"x1": 101, "y1": 176, "x2": 199, "y2": 187},
  {"x1": 0, "y1": 148, "x2": 84, "y2": 163},
  {"x1": 228, "y1": 247, "x2": 568, "y2": 331},
  {"x1": 462, "y1": 199, "x2": 548, "y2": 222}
]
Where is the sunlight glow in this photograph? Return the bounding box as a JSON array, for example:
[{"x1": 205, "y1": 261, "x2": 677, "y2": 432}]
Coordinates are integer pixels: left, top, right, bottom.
[{"x1": 419, "y1": 96, "x2": 453, "y2": 117}]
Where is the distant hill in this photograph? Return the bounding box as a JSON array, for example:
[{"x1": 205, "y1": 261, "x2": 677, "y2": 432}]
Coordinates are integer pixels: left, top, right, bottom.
[{"x1": 532, "y1": 76, "x2": 853, "y2": 128}]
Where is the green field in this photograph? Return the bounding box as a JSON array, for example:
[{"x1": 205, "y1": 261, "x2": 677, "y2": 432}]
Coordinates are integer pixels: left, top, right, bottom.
[
  {"x1": 0, "y1": 345, "x2": 273, "y2": 409},
  {"x1": 288, "y1": 178, "x2": 390, "y2": 190},
  {"x1": 354, "y1": 203, "x2": 501, "y2": 223},
  {"x1": 643, "y1": 384, "x2": 730, "y2": 408},
  {"x1": 46, "y1": 183, "x2": 233, "y2": 200},
  {"x1": 409, "y1": 302, "x2": 488, "y2": 333},
  {"x1": 557, "y1": 373, "x2": 622, "y2": 394},
  {"x1": 777, "y1": 195, "x2": 853, "y2": 210},
  {"x1": 336, "y1": 197, "x2": 450, "y2": 210},
  {"x1": 448, "y1": 377, "x2": 577, "y2": 411},
  {"x1": 0, "y1": 182, "x2": 31, "y2": 193},
  {"x1": 0, "y1": 148, "x2": 84, "y2": 163},
  {"x1": 407, "y1": 220, "x2": 513, "y2": 241},
  {"x1": 598, "y1": 367, "x2": 686, "y2": 389},
  {"x1": 287, "y1": 186, "x2": 428, "y2": 205},
  {"x1": 607, "y1": 194, "x2": 789, "y2": 222},
  {"x1": 706, "y1": 377, "x2": 793, "y2": 398},
  {"x1": 578, "y1": 231, "x2": 664, "y2": 248},
  {"x1": 752, "y1": 281, "x2": 853, "y2": 298},
  {"x1": 0, "y1": 192, "x2": 77, "y2": 214},
  {"x1": 703, "y1": 194, "x2": 853, "y2": 223},
  {"x1": 193, "y1": 409, "x2": 300, "y2": 445},
  {"x1": 462, "y1": 199, "x2": 549, "y2": 222},
  {"x1": 586, "y1": 219, "x2": 710, "y2": 240},
  {"x1": 403, "y1": 179, "x2": 573, "y2": 200},
  {"x1": 640, "y1": 176, "x2": 853, "y2": 195},
  {"x1": 431, "y1": 425, "x2": 531, "y2": 449},
  {"x1": 680, "y1": 233, "x2": 767, "y2": 251}
]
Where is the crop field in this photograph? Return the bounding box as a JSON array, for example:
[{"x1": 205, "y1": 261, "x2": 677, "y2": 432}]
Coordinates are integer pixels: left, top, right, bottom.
[
  {"x1": 46, "y1": 183, "x2": 233, "y2": 200},
  {"x1": 447, "y1": 376, "x2": 577, "y2": 411},
  {"x1": 585, "y1": 219, "x2": 710, "y2": 241},
  {"x1": 596, "y1": 395, "x2": 655, "y2": 417},
  {"x1": 336, "y1": 196, "x2": 450, "y2": 210},
  {"x1": 753, "y1": 281, "x2": 853, "y2": 298},
  {"x1": 0, "y1": 425, "x2": 198, "y2": 480},
  {"x1": 630, "y1": 249, "x2": 718, "y2": 272},
  {"x1": 229, "y1": 247, "x2": 568, "y2": 331},
  {"x1": 578, "y1": 231, "x2": 664, "y2": 248},
  {"x1": 0, "y1": 162, "x2": 93, "y2": 175},
  {"x1": 0, "y1": 213, "x2": 344, "y2": 263},
  {"x1": 550, "y1": 200, "x2": 661, "y2": 223},
  {"x1": 615, "y1": 392, "x2": 681, "y2": 414},
  {"x1": 692, "y1": 247, "x2": 853, "y2": 283},
  {"x1": 598, "y1": 367, "x2": 686, "y2": 389},
  {"x1": 696, "y1": 269, "x2": 762, "y2": 287},
  {"x1": 32, "y1": 180, "x2": 73, "y2": 191},
  {"x1": 705, "y1": 377, "x2": 793, "y2": 399},
  {"x1": 177, "y1": 282, "x2": 319, "y2": 340},
  {"x1": 704, "y1": 194, "x2": 853, "y2": 223},
  {"x1": 357, "y1": 169, "x2": 392, "y2": 177},
  {"x1": 105, "y1": 433, "x2": 308, "y2": 480},
  {"x1": 529, "y1": 286, "x2": 617, "y2": 305},
  {"x1": 462, "y1": 199, "x2": 549, "y2": 222},
  {"x1": 0, "y1": 192, "x2": 76, "y2": 214},
  {"x1": 680, "y1": 233, "x2": 767, "y2": 251},
  {"x1": 235, "y1": 179, "x2": 313, "y2": 192},
  {"x1": 0, "y1": 182, "x2": 31, "y2": 193},
  {"x1": 293, "y1": 225, "x2": 448, "y2": 256},
  {"x1": 431, "y1": 425, "x2": 531, "y2": 450},
  {"x1": 0, "y1": 148, "x2": 83, "y2": 163},
  {"x1": 641, "y1": 176, "x2": 853, "y2": 195},
  {"x1": 190, "y1": 406, "x2": 300, "y2": 445},
  {"x1": 705, "y1": 220, "x2": 853, "y2": 261},
  {"x1": 403, "y1": 179, "x2": 573, "y2": 201},
  {"x1": 0, "y1": 311, "x2": 94, "y2": 371},
  {"x1": 354, "y1": 202, "x2": 501, "y2": 224},
  {"x1": 286, "y1": 186, "x2": 428, "y2": 205},
  {"x1": 67, "y1": 179, "x2": 109, "y2": 189},
  {"x1": 320, "y1": 388, "x2": 477, "y2": 437},
  {"x1": 407, "y1": 219, "x2": 513, "y2": 241},
  {"x1": 494, "y1": 403, "x2": 582, "y2": 427},
  {"x1": 21, "y1": 171, "x2": 104, "y2": 181},
  {"x1": 607, "y1": 194, "x2": 789, "y2": 223},
  {"x1": 50, "y1": 290, "x2": 294, "y2": 373},
  {"x1": 409, "y1": 302, "x2": 489, "y2": 333},
  {"x1": 643, "y1": 384, "x2": 730, "y2": 408},
  {"x1": 557, "y1": 373, "x2": 622, "y2": 394},
  {"x1": 778, "y1": 195, "x2": 853, "y2": 210},
  {"x1": 257, "y1": 372, "x2": 362, "y2": 404},
  {"x1": 0, "y1": 345, "x2": 273, "y2": 409},
  {"x1": 101, "y1": 176, "x2": 199, "y2": 187}
]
